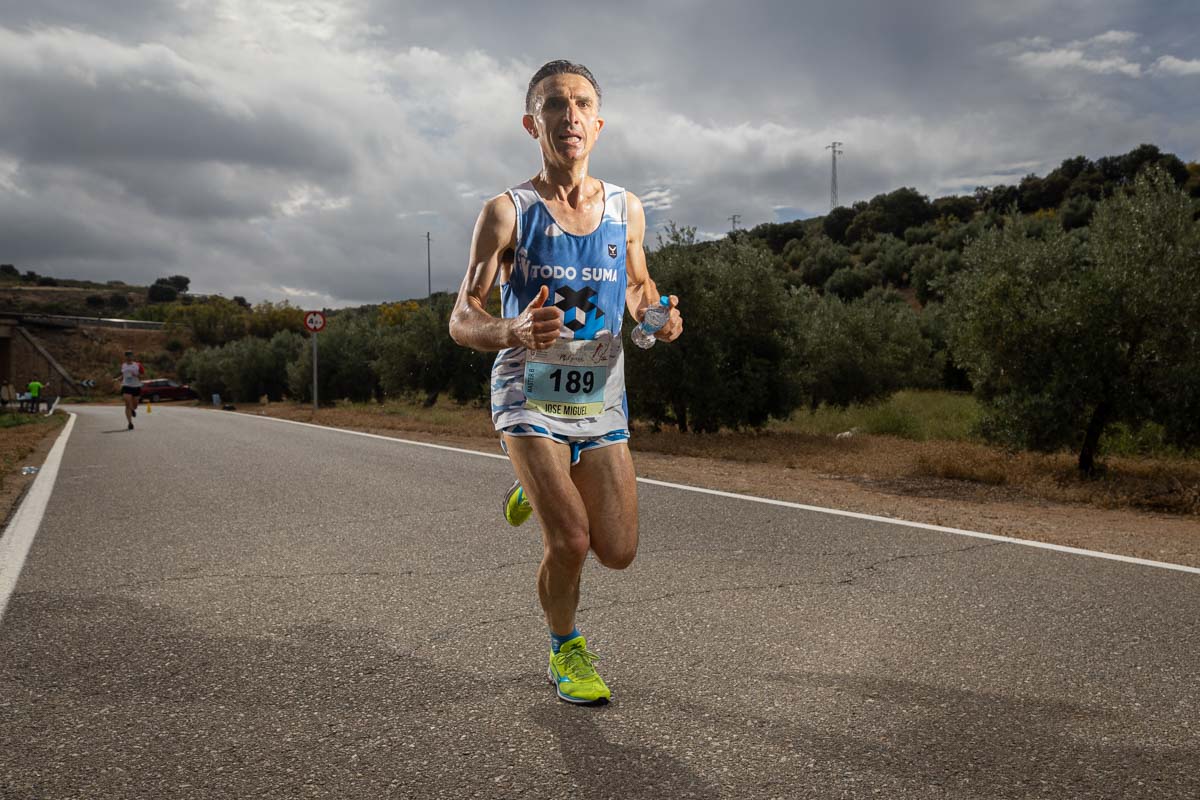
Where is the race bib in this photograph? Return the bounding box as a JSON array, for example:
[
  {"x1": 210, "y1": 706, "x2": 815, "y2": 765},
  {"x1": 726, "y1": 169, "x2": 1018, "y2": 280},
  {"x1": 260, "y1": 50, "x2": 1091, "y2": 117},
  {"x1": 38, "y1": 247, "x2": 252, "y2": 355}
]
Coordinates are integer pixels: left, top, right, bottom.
[{"x1": 524, "y1": 339, "x2": 612, "y2": 419}]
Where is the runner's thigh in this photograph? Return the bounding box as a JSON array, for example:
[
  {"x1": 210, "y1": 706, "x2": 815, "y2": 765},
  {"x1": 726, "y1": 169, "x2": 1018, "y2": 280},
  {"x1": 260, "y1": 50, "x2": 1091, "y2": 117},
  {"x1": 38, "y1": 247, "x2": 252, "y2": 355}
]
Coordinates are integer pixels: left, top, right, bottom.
[
  {"x1": 570, "y1": 443, "x2": 638, "y2": 566},
  {"x1": 503, "y1": 434, "x2": 588, "y2": 539}
]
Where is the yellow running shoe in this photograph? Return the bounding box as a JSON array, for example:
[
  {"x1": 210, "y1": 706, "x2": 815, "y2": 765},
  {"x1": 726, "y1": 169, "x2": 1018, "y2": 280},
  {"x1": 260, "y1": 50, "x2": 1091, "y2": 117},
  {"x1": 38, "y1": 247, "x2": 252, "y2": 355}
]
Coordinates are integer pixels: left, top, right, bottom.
[
  {"x1": 503, "y1": 480, "x2": 532, "y2": 527},
  {"x1": 547, "y1": 636, "x2": 611, "y2": 704}
]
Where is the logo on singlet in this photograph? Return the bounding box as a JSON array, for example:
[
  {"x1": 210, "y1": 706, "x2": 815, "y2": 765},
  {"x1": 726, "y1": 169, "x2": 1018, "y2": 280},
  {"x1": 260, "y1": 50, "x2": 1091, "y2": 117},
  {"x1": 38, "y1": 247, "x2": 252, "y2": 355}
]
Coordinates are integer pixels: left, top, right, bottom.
[
  {"x1": 555, "y1": 286, "x2": 605, "y2": 334},
  {"x1": 608, "y1": 243, "x2": 618, "y2": 258}
]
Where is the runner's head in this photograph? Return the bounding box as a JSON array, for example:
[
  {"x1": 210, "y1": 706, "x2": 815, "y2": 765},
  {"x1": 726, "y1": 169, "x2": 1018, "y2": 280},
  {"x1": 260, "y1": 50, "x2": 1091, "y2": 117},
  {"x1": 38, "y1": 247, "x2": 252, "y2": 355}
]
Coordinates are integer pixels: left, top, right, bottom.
[
  {"x1": 523, "y1": 60, "x2": 603, "y2": 165},
  {"x1": 124, "y1": 350, "x2": 134, "y2": 362}
]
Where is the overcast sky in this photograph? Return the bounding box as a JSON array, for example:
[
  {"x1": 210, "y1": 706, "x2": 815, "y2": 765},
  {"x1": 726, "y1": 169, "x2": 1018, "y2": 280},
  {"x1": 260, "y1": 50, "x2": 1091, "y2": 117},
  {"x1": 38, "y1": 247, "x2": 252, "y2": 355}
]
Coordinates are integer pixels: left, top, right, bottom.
[{"x1": 1, "y1": 1, "x2": 1198, "y2": 307}]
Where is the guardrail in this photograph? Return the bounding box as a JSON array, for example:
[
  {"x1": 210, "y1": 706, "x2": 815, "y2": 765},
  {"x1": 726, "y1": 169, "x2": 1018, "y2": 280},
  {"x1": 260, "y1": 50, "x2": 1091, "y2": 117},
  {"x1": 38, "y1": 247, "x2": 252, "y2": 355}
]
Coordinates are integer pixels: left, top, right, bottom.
[{"x1": 0, "y1": 312, "x2": 165, "y2": 330}]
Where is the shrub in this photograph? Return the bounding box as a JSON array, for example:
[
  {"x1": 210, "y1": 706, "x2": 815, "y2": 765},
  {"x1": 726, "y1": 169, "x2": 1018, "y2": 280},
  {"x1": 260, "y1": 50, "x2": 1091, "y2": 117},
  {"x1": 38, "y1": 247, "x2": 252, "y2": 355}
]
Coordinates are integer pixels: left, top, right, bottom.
[
  {"x1": 824, "y1": 265, "x2": 883, "y2": 301},
  {"x1": 246, "y1": 301, "x2": 305, "y2": 339},
  {"x1": 945, "y1": 167, "x2": 1200, "y2": 473},
  {"x1": 625, "y1": 238, "x2": 803, "y2": 432},
  {"x1": 147, "y1": 283, "x2": 177, "y2": 302},
  {"x1": 377, "y1": 293, "x2": 491, "y2": 405},
  {"x1": 288, "y1": 311, "x2": 379, "y2": 405},
  {"x1": 179, "y1": 330, "x2": 304, "y2": 403},
  {"x1": 793, "y1": 289, "x2": 939, "y2": 409},
  {"x1": 799, "y1": 241, "x2": 852, "y2": 288},
  {"x1": 167, "y1": 297, "x2": 248, "y2": 346}
]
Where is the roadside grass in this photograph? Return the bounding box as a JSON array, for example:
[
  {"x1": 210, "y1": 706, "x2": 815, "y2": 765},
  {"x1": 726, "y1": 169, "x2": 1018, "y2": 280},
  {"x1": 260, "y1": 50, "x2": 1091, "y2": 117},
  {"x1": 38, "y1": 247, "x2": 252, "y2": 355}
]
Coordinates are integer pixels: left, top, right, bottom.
[
  {"x1": 768, "y1": 390, "x2": 981, "y2": 442},
  {"x1": 256, "y1": 396, "x2": 497, "y2": 440},
  {"x1": 0, "y1": 412, "x2": 67, "y2": 492},
  {"x1": 1, "y1": 412, "x2": 38, "y2": 429},
  {"x1": 250, "y1": 392, "x2": 1199, "y2": 516}
]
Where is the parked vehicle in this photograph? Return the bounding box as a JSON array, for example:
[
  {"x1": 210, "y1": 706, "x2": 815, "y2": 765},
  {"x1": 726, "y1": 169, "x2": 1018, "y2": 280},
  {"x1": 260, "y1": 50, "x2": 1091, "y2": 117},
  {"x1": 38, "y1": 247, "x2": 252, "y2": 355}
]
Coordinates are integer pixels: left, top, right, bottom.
[{"x1": 139, "y1": 379, "x2": 199, "y2": 402}]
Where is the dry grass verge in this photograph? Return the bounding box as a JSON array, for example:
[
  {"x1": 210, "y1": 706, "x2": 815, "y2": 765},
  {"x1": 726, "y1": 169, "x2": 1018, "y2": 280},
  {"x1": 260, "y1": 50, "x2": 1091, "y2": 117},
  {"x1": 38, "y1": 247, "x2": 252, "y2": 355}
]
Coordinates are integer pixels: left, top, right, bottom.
[
  {"x1": 0, "y1": 413, "x2": 66, "y2": 490},
  {"x1": 0, "y1": 412, "x2": 68, "y2": 527},
  {"x1": 248, "y1": 399, "x2": 1199, "y2": 518}
]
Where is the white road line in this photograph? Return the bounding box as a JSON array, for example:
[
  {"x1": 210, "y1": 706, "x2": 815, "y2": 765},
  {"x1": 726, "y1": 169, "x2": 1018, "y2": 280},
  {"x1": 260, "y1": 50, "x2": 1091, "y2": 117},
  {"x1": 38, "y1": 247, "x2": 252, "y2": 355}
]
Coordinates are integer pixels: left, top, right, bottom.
[
  {"x1": 238, "y1": 411, "x2": 1200, "y2": 577},
  {"x1": 241, "y1": 411, "x2": 509, "y2": 460},
  {"x1": 0, "y1": 413, "x2": 77, "y2": 624}
]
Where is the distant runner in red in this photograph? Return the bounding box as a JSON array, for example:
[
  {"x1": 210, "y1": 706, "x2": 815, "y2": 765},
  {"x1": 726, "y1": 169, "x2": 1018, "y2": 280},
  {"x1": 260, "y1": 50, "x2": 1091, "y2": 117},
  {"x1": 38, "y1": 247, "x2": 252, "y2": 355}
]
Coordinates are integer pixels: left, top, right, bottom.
[{"x1": 116, "y1": 350, "x2": 144, "y2": 430}]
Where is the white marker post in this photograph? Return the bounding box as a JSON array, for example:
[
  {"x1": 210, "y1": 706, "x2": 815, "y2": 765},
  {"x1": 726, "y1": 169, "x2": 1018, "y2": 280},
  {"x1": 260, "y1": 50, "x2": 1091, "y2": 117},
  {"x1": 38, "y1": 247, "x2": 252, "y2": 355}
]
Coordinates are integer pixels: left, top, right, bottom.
[{"x1": 303, "y1": 310, "x2": 326, "y2": 412}]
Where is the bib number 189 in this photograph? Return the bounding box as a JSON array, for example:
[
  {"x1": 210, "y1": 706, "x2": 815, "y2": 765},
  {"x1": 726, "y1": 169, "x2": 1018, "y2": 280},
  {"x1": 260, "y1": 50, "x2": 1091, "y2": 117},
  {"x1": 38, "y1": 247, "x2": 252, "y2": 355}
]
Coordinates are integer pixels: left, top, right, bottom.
[
  {"x1": 523, "y1": 338, "x2": 609, "y2": 419},
  {"x1": 549, "y1": 369, "x2": 594, "y2": 395}
]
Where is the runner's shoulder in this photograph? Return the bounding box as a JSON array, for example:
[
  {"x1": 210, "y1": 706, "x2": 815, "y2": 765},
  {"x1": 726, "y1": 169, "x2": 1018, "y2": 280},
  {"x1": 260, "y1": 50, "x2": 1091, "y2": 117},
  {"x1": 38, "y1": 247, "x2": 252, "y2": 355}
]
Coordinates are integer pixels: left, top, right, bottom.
[
  {"x1": 623, "y1": 191, "x2": 645, "y2": 234},
  {"x1": 478, "y1": 192, "x2": 519, "y2": 244},
  {"x1": 482, "y1": 192, "x2": 519, "y2": 224}
]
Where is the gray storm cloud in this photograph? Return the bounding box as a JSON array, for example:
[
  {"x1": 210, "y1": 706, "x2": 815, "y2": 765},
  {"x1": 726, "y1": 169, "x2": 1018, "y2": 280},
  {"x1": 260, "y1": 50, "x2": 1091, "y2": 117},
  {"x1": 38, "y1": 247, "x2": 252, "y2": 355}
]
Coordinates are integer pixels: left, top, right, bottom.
[{"x1": 0, "y1": 0, "x2": 1197, "y2": 305}]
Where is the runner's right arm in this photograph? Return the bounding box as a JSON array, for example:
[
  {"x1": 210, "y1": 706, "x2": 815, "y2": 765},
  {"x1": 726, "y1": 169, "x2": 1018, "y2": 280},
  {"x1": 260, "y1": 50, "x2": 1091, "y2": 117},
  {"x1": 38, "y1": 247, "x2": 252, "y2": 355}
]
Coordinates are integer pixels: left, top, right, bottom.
[{"x1": 449, "y1": 194, "x2": 562, "y2": 353}]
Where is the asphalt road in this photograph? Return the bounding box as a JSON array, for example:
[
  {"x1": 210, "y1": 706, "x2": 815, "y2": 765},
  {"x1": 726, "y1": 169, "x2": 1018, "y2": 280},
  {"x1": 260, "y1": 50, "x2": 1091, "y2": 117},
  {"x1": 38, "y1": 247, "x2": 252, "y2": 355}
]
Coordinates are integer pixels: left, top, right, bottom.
[{"x1": 1, "y1": 404, "x2": 1197, "y2": 799}]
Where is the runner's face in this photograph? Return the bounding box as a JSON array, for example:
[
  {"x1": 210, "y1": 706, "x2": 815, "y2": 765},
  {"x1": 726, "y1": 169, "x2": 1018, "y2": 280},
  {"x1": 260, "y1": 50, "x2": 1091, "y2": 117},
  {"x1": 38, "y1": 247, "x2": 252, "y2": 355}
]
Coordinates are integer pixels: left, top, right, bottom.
[{"x1": 524, "y1": 74, "x2": 603, "y2": 164}]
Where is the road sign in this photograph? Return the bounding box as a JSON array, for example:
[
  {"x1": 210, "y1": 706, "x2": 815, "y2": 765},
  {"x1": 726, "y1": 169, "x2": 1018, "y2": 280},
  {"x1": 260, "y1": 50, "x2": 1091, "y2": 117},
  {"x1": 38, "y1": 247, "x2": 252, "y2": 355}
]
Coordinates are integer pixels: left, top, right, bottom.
[
  {"x1": 304, "y1": 311, "x2": 324, "y2": 411},
  {"x1": 80, "y1": 379, "x2": 96, "y2": 388},
  {"x1": 304, "y1": 311, "x2": 326, "y2": 333}
]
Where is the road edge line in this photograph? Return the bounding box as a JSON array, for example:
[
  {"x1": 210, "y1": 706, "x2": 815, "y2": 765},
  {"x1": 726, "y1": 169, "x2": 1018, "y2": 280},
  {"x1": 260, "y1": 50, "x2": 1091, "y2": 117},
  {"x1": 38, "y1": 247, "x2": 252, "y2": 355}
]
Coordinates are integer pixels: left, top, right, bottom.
[
  {"x1": 233, "y1": 410, "x2": 510, "y2": 460},
  {"x1": 0, "y1": 412, "x2": 77, "y2": 624},
  {"x1": 234, "y1": 410, "x2": 1200, "y2": 577},
  {"x1": 636, "y1": 477, "x2": 1200, "y2": 576}
]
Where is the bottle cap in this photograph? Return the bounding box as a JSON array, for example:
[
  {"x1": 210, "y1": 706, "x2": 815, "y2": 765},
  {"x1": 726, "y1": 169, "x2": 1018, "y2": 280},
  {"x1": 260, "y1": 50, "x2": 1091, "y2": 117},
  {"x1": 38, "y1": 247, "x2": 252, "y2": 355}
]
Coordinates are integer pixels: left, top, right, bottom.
[{"x1": 659, "y1": 295, "x2": 670, "y2": 306}]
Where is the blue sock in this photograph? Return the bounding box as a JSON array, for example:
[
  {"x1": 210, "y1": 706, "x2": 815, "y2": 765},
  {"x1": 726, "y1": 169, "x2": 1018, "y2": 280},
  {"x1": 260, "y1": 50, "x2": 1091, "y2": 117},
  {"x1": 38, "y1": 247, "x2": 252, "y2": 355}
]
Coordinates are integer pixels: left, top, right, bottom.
[{"x1": 551, "y1": 628, "x2": 581, "y2": 653}]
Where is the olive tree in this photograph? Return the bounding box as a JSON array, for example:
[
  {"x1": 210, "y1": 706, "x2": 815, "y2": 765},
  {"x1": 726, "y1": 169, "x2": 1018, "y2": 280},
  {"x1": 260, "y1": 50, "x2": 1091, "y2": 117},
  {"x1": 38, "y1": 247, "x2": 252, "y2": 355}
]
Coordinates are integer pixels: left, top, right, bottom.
[{"x1": 946, "y1": 168, "x2": 1200, "y2": 473}]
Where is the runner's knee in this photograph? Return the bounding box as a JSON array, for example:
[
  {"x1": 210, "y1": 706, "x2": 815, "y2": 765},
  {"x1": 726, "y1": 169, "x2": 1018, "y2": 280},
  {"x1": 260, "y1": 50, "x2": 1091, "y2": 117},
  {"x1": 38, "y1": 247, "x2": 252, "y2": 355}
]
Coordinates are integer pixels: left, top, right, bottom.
[
  {"x1": 595, "y1": 545, "x2": 636, "y2": 570},
  {"x1": 592, "y1": 528, "x2": 637, "y2": 570},
  {"x1": 544, "y1": 525, "x2": 590, "y2": 566}
]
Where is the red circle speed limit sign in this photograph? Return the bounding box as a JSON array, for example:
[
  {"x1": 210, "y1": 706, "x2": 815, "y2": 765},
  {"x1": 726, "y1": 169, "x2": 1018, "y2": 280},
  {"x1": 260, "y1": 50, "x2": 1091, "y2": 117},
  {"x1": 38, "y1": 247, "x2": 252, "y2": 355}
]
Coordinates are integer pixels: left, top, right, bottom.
[{"x1": 304, "y1": 311, "x2": 326, "y2": 333}]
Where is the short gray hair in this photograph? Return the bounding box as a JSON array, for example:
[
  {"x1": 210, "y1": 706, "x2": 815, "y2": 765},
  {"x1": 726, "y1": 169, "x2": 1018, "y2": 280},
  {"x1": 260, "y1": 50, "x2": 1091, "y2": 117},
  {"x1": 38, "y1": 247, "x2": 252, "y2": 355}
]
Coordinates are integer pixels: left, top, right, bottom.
[{"x1": 525, "y1": 60, "x2": 601, "y2": 113}]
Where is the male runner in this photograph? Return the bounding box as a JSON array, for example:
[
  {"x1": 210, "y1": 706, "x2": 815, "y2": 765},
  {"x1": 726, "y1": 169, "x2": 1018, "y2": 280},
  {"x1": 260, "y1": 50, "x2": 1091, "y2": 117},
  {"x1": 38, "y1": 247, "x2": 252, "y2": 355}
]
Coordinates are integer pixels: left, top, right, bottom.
[
  {"x1": 449, "y1": 60, "x2": 682, "y2": 704},
  {"x1": 116, "y1": 350, "x2": 144, "y2": 430}
]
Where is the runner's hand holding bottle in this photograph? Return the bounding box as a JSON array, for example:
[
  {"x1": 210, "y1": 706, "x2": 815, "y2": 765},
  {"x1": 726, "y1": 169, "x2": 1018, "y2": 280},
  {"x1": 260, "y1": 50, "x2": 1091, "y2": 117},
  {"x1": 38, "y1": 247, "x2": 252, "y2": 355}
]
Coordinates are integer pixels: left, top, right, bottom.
[{"x1": 631, "y1": 295, "x2": 672, "y2": 349}]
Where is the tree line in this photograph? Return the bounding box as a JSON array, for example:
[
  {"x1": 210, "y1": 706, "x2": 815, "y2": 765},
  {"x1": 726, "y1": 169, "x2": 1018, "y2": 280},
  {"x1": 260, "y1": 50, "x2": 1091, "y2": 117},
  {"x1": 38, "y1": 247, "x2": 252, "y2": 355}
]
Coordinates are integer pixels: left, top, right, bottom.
[{"x1": 173, "y1": 145, "x2": 1200, "y2": 474}]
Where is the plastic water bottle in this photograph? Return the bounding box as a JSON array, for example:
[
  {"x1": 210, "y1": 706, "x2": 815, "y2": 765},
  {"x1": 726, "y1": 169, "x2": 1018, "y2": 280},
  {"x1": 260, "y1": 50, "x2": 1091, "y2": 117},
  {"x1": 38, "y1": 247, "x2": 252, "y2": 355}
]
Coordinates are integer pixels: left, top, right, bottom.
[{"x1": 631, "y1": 295, "x2": 671, "y2": 349}]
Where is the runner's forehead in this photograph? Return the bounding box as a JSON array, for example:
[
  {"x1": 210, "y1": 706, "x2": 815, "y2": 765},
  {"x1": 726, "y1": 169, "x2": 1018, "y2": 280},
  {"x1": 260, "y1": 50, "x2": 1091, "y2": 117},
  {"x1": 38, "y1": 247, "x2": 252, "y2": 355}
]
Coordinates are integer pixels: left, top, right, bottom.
[{"x1": 533, "y1": 74, "x2": 598, "y2": 104}]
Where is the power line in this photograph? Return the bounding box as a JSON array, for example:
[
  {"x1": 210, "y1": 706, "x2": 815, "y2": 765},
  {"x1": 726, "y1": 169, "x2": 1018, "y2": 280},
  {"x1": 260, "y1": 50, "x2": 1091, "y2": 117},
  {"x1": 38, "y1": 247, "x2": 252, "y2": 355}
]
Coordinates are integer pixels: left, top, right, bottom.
[{"x1": 825, "y1": 141, "x2": 844, "y2": 210}]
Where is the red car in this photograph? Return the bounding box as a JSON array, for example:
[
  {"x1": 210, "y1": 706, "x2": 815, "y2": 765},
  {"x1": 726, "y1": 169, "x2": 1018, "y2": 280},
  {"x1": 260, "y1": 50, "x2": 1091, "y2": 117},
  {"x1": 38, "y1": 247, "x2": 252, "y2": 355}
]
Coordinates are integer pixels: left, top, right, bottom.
[{"x1": 139, "y1": 378, "x2": 199, "y2": 402}]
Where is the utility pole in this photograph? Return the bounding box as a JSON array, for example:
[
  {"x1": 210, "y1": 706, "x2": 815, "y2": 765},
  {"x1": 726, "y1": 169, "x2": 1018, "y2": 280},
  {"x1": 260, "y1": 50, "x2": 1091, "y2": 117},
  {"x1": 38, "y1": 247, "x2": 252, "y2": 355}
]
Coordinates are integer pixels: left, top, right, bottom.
[
  {"x1": 728, "y1": 214, "x2": 741, "y2": 232},
  {"x1": 426, "y1": 232, "x2": 432, "y2": 297},
  {"x1": 825, "y1": 141, "x2": 843, "y2": 210}
]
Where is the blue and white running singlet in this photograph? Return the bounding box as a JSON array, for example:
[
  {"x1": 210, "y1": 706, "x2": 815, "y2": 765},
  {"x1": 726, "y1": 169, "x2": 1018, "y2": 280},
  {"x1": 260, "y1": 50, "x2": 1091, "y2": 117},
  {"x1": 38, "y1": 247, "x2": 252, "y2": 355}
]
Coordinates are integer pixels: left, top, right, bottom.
[{"x1": 490, "y1": 180, "x2": 629, "y2": 437}]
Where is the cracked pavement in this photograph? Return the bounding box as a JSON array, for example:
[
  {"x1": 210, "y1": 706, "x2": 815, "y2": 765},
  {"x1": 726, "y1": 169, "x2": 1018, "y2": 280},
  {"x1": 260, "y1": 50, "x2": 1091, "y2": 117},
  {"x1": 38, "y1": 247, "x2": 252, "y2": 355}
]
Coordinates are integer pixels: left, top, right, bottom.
[{"x1": 1, "y1": 405, "x2": 1197, "y2": 799}]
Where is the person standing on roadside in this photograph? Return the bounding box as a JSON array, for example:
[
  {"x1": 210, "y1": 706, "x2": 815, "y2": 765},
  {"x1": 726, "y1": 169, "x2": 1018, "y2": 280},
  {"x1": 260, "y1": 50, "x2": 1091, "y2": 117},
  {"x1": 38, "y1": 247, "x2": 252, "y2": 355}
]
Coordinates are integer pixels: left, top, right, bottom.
[
  {"x1": 0, "y1": 379, "x2": 13, "y2": 412},
  {"x1": 449, "y1": 60, "x2": 682, "y2": 705},
  {"x1": 115, "y1": 351, "x2": 144, "y2": 430},
  {"x1": 26, "y1": 377, "x2": 43, "y2": 414}
]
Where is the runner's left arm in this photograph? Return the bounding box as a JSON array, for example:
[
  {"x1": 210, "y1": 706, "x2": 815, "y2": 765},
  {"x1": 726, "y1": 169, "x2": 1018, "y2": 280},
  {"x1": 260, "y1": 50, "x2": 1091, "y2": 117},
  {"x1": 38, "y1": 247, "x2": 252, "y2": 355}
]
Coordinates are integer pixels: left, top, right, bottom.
[{"x1": 624, "y1": 192, "x2": 682, "y2": 342}]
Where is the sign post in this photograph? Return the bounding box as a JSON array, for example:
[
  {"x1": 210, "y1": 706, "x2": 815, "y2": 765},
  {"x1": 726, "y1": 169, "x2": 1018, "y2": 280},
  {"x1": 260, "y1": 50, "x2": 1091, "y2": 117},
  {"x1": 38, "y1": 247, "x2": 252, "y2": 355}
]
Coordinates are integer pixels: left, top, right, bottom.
[{"x1": 303, "y1": 311, "x2": 327, "y2": 412}]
